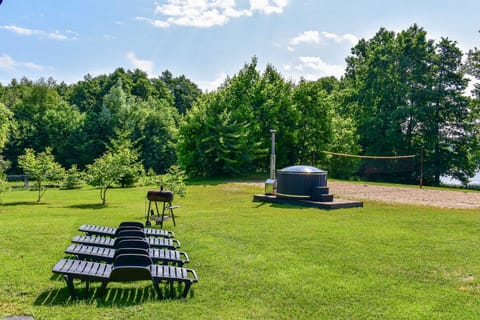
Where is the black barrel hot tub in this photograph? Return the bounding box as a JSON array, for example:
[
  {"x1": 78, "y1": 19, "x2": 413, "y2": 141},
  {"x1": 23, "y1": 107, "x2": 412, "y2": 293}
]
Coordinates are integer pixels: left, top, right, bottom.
[{"x1": 276, "y1": 165, "x2": 332, "y2": 201}]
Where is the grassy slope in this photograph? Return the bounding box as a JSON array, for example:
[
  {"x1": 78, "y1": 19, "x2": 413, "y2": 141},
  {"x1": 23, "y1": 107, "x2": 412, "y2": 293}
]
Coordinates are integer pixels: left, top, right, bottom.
[{"x1": 1, "y1": 182, "x2": 480, "y2": 319}]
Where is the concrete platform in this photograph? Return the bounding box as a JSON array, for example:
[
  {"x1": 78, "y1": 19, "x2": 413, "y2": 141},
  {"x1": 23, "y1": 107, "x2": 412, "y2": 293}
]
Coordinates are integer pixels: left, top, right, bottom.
[{"x1": 253, "y1": 194, "x2": 363, "y2": 209}]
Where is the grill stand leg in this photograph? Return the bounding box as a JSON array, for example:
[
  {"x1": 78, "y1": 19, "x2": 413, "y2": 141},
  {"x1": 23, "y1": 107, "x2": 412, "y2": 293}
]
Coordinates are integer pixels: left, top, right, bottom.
[{"x1": 147, "y1": 198, "x2": 177, "y2": 227}]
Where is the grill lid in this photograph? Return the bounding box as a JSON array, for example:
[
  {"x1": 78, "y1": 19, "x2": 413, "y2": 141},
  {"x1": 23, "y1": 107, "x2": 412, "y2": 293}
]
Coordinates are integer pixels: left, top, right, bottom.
[{"x1": 278, "y1": 165, "x2": 326, "y2": 174}]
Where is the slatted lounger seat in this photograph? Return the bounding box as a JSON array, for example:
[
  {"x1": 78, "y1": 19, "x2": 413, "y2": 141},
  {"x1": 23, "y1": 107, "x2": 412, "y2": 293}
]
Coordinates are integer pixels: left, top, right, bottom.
[
  {"x1": 65, "y1": 244, "x2": 189, "y2": 266},
  {"x1": 52, "y1": 254, "x2": 198, "y2": 300},
  {"x1": 79, "y1": 223, "x2": 175, "y2": 238},
  {"x1": 71, "y1": 235, "x2": 181, "y2": 250}
]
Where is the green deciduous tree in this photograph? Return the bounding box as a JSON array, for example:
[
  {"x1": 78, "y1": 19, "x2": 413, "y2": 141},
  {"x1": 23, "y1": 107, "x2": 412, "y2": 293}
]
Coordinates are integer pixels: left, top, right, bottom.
[
  {"x1": 345, "y1": 25, "x2": 433, "y2": 159},
  {"x1": 0, "y1": 157, "x2": 9, "y2": 204},
  {"x1": 420, "y1": 38, "x2": 476, "y2": 185},
  {"x1": 251, "y1": 64, "x2": 298, "y2": 170},
  {"x1": 146, "y1": 165, "x2": 187, "y2": 198},
  {"x1": 108, "y1": 134, "x2": 144, "y2": 188},
  {"x1": 85, "y1": 141, "x2": 143, "y2": 205},
  {"x1": 17, "y1": 147, "x2": 65, "y2": 202},
  {"x1": 343, "y1": 24, "x2": 479, "y2": 185},
  {"x1": 178, "y1": 58, "x2": 267, "y2": 177},
  {"x1": 0, "y1": 102, "x2": 13, "y2": 197},
  {"x1": 177, "y1": 96, "x2": 210, "y2": 177},
  {"x1": 126, "y1": 98, "x2": 180, "y2": 174},
  {"x1": 60, "y1": 164, "x2": 84, "y2": 190},
  {"x1": 85, "y1": 151, "x2": 120, "y2": 206},
  {"x1": 178, "y1": 93, "x2": 254, "y2": 177},
  {"x1": 4, "y1": 78, "x2": 83, "y2": 170},
  {"x1": 161, "y1": 70, "x2": 202, "y2": 114},
  {"x1": 324, "y1": 115, "x2": 361, "y2": 179},
  {"x1": 293, "y1": 79, "x2": 334, "y2": 165},
  {"x1": 464, "y1": 39, "x2": 480, "y2": 99},
  {"x1": 0, "y1": 102, "x2": 13, "y2": 149}
]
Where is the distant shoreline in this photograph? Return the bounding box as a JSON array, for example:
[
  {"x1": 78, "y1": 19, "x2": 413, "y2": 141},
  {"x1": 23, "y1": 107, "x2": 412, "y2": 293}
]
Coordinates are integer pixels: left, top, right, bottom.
[{"x1": 441, "y1": 172, "x2": 480, "y2": 186}]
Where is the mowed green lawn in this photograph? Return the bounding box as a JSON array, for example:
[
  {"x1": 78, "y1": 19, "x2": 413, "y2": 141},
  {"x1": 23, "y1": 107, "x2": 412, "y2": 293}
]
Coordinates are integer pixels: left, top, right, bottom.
[{"x1": 1, "y1": 181, "x2": 480, "y2": 319}]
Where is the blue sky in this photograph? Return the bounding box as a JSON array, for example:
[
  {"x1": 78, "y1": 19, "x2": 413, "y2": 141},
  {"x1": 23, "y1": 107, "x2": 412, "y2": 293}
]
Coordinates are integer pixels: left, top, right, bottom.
[{"x1": 0, "y1": 0, "x2": 479, "y2": 91}]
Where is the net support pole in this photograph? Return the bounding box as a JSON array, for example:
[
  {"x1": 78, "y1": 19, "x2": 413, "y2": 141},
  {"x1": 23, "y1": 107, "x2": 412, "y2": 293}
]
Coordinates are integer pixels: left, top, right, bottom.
[
  {"x1": 419, "y1": 147, "x2": 423, "y2": 189},
  {"x1": 270, "y1": 129, "x2": 276, "y2": 180}
]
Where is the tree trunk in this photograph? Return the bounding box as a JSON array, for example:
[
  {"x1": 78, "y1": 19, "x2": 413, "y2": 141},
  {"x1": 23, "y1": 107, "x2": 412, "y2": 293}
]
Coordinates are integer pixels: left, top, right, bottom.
[
  {"x1": 37, "y1": 182, "x2": 42, "y2": 202},
  {"x1": 100, "y1": 188, "x2": 107, "y2": 206}
]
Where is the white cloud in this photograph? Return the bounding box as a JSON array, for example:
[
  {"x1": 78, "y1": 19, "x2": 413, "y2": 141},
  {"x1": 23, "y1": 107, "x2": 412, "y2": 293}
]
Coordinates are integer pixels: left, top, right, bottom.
[
  {"x1": 48, "y1": 31, "x2": 68, "y2": 41},
  {"x1": 174, "y1": 9, "x2": 230, "y2": 28},
  {"x1": 320, "y1": 31, "x2": 358, "y2": 45},
  {"x1": 1, "y1": 25, "x2": 39, "y2": 36},
  {"x1": 289, "y1": 30, "x2": 320, "y2": 45},
  {"x1": 196, "y1": 72, "x2": 228, "y2": 92},
  {"x1": 22, "y1": 61, "x2": 44, "y2": 71},
  {"x1": 289, "y1": 30, "x2": 358, "y2": 48},
  {"x1": 0, "y1": 54, "x2": 44, "y2": 72},
  {"x1": 138, "y1": 0, "x2": 285, "y2": 28},
  {"x1": 0, "y1": 54, "x2": 18, "y2": 72},
  {"x1": 0, "y1": 24, "x2": 76, "y2": 41},
  {"x1": 294, "y1": 64, "x2": 303, "y2": 71},
  {"x1": 151, "y1": 0, "x2": 251, "y2": 28},
  {"x1": 250, "y1": 0, "x2": 288, "y2": 15},
  {"x1": 126, "y1": 52, "x2": 154, "y2": 75},
  {"x1": 298, "y1": 56, "x2": 344, "y2": 78},
  {"x1": 283, "y1": 56, "x2": 345, "y2": 80},
  {"x1": 136, "y1": 16, "x2": 170, "y2": 28},
  {"x1": 285, "y1": 30, "x2": 355, "y2": 81}
]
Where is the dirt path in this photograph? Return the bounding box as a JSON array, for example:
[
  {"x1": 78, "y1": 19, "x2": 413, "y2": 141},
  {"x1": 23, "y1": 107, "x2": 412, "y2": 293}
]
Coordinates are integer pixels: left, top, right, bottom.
[{"x1": 329, "y1": 181, "x2": 480, "y2": 209}]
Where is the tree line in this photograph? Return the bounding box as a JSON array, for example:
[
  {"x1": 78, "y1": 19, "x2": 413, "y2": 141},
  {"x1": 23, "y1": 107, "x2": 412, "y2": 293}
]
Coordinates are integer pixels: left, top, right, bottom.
[{"x1": 1, "y1": 24, "x2": 479, "y2": 188}]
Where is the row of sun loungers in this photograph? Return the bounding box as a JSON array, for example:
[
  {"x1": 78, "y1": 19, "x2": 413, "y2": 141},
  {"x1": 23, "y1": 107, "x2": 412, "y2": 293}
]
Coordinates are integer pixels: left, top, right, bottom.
[
  {"x1": 78, "y1": 222, "x2": 175, "y2": 238},
  {"x1": 64, "y1": 243, "x2": 189, "y2": 266},
  {"x1": 52, "y1": 222, "x2": 198, "y2": 300},
  {"x1": 71, "y1": 234, "x2": 181, "y2": 250}
]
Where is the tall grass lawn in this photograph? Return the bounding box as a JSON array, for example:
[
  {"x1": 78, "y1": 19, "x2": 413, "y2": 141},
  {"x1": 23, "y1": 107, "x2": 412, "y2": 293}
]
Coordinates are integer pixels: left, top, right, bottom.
[{"x1": 1, "y1": 181, "x2": 480, "y2": 319}]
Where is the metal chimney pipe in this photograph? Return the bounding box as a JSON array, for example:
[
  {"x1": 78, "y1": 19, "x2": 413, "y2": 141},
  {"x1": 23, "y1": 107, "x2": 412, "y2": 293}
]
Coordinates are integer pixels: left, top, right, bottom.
[{"x1": 270, "y1": 129, "x2": 276, "y2": 179}]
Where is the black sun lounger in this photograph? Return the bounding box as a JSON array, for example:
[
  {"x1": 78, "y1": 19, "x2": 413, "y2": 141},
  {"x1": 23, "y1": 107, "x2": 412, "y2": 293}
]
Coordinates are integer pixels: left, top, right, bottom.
[
  {"x1": 65, "y1": 244, "x2": 189, "y2": 266},
  {"x1": 71, "y1": 235, "x2": 181, "y2": 250},
  {"x1": 79, "y1": 222, "x2": 175, "y2": 238},
  {"x1": 52, "y1": 254, "x2": 198, "y2": 300}
]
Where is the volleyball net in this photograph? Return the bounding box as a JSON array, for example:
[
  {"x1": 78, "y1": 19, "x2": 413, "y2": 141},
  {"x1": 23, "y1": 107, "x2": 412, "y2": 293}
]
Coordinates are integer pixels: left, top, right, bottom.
[{"x1": 321, "y1": 151, "x2": 417, "y2": 182}]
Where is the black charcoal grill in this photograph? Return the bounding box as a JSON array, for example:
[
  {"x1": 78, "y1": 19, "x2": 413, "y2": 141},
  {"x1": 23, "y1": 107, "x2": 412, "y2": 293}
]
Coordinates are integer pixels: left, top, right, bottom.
[{"x1": 146, "y1": 190, "x2": 177, "y2": 227}]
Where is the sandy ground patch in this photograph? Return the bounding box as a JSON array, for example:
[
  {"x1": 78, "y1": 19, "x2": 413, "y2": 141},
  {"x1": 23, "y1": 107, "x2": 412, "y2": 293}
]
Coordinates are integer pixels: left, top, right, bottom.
[{"x1": 329, "y1": 181, "x2": 480, "y2": 209}]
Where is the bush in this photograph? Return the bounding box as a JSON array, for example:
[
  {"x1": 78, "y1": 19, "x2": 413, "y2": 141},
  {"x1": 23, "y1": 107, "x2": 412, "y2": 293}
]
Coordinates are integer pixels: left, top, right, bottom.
[
  {"x1": 60, "y1": 165, "x2": 84, "y2": 190},
  {"x1": 144, "y1": 165, "x2": 187, "y2": 198}
]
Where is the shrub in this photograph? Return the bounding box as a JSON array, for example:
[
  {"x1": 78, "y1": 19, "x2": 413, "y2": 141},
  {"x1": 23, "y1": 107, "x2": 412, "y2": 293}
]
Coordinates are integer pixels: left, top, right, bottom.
[{"x1": 61, "y1": 165, "x2": 84, "y2": 190}]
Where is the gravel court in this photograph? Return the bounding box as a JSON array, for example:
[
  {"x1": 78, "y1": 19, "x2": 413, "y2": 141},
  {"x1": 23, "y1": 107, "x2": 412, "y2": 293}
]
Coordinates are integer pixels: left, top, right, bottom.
[{"x1": 329, "y1": 181, "x2": 480, "y2": 209}]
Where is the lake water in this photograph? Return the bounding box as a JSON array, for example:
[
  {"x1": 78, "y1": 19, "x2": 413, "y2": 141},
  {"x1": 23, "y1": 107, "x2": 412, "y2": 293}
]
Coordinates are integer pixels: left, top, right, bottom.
[{"x1": 441, "y1": 171, "x2": 480, "y2": 185}]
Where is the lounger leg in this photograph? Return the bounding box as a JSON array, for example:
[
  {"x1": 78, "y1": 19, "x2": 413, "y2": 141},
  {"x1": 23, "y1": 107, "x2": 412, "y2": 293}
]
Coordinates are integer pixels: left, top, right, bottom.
[
  {"x1": 64, "y1": 275, "x2": 77, "y2": 300},
  {"x1": 152, "y1": 279, "x2": 163, "y2": 300},
  {"x1": 99, "y1": 281, "x2": 108, "y2": 296},
  {"x1": 84, "y1": 281, "x2": 90, "y2": 298},
  {"x1": 182, "y1": 281, "x2": 192, "y2": 298},
  {"x1": 169, "y1": 280, "x2": 174, "y2": 298}
]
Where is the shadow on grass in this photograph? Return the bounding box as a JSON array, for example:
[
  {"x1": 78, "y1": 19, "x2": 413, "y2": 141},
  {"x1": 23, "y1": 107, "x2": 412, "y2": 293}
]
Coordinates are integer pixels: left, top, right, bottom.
[
  {"x1": 269, "y1": 203, "x2": 310, "y2": 210},
  {"x1": 1, "y1": 201, "x2": 47, "y2": 206},
  {"x1": 252, "y1": 202, "x2": 310, "y2": 210},
  {"x1": 186, "y1": 174, "x2": 264, "y2": 186},
  {"x1": 66, "y1": 203, "x2": 107, "y2": 210},
  {"x1": 35, "y1": 283, "x2": 193, "y2": 306}
]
